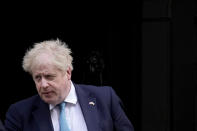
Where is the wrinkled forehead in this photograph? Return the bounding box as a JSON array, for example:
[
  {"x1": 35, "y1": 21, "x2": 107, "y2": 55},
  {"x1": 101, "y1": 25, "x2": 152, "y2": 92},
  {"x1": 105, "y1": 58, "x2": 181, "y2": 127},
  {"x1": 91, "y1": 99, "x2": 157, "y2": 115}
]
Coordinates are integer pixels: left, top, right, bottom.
[{"x1": 31, "y1": 62, "x2": 59, "y2": 77}]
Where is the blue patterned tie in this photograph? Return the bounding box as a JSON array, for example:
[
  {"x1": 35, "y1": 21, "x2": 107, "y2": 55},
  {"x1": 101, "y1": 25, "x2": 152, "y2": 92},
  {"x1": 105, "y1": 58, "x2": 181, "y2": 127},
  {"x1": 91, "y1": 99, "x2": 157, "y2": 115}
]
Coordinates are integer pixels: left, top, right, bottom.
[{"x1": 59, "y1": 102, "x2": 70, "y2": 131}]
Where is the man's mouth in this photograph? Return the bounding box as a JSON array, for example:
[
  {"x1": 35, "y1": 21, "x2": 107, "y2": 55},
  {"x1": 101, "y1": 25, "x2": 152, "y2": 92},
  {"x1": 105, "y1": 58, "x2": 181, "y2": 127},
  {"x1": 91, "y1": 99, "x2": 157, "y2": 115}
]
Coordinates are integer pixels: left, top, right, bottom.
[{"x1": 42, "y1": 91, "x2": 53, "y2": 96}]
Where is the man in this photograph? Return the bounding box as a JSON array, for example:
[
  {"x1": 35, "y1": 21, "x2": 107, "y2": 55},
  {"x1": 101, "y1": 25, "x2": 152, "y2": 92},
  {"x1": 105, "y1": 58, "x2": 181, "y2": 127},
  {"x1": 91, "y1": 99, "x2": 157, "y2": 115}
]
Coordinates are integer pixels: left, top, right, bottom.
[{"x1": 5, "y1": 39, "x2": 134, "y2": 131}]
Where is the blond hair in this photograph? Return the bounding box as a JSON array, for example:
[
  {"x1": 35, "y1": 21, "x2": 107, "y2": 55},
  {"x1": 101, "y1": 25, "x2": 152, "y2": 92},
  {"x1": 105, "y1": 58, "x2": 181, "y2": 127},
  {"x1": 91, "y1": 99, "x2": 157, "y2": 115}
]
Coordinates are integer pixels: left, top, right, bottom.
[{"x1": 22, "y1": 39, "x2": 73, "y2": 74}]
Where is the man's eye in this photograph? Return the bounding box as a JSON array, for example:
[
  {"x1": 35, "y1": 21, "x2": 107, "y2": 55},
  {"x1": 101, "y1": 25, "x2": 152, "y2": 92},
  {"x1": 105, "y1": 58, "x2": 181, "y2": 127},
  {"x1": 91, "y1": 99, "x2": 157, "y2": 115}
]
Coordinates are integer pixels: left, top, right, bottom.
[
  {"x1": 35, "y1": 76, "x2": 41, "y2": 81},
  {"x1": 45, "y1": 75, "x2": 55, "y2": 80}
]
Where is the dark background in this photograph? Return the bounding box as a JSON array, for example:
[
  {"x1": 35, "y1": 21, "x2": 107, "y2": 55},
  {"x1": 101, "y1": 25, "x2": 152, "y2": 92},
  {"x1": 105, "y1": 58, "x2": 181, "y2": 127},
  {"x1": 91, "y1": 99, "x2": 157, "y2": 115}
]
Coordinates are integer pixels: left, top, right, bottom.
[{"x1": 0, "y1": 1, "x2": 196, "y2": 131}]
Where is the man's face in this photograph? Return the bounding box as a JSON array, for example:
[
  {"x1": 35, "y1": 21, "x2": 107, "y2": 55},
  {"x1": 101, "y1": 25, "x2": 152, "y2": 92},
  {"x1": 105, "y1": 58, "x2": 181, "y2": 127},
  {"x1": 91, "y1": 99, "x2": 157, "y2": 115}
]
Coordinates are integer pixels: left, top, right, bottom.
[{"x1": 32, "y1": 61, "x2": 71, "y2": 105}]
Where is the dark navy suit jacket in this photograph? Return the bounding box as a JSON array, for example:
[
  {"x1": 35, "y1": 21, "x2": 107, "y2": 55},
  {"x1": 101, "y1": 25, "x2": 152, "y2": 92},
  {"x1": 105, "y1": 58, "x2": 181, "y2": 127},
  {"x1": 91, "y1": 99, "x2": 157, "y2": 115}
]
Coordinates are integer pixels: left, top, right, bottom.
[
  {"x1": 5, "y1": 84, "x2": 134, "y2": 131},
  {"x1": 0, "y1": 120, "x2": 6, "y2": 131}
]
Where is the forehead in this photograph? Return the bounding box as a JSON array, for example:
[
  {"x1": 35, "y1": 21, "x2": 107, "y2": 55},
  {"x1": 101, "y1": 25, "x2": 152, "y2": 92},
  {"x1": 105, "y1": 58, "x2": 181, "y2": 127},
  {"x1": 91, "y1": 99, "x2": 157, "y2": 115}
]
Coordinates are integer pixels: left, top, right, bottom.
[
  {"x1": 32, "y1": 63, "x2": 58, "y2": 75},
  {"x1": 31, "y1": 54, "x2": 57, "y2": 74}
]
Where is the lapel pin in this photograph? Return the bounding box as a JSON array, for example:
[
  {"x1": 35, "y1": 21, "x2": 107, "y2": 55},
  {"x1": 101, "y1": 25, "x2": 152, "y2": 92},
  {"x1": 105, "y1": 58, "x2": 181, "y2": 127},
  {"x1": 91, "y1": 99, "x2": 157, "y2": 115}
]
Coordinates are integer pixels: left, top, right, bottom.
[{"x1": 89, "y1": 101, "x2": 95, "y2": 106}]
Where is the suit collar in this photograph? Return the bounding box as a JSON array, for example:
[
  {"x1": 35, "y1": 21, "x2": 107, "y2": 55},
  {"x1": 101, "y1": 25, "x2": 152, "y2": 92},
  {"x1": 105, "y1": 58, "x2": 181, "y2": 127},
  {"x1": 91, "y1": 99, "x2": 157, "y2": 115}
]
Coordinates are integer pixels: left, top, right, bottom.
[
  {"x1": 74, "y1": 84, "x2": 100, "y2": 131},
  {"x1": 32, "y1": 96, "x2": 54, "y2": 131}
]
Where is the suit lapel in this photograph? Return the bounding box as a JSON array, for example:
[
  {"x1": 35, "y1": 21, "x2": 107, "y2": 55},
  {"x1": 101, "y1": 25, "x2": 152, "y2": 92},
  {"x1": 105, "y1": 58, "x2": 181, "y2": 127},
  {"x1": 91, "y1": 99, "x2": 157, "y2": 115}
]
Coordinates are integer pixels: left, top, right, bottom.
[
  {"x1": 75, "y1": 84, "x2": 100, "y2": 131},
  {"x1": 32, "y1": 98, "x2": 54, "y2": 131}
]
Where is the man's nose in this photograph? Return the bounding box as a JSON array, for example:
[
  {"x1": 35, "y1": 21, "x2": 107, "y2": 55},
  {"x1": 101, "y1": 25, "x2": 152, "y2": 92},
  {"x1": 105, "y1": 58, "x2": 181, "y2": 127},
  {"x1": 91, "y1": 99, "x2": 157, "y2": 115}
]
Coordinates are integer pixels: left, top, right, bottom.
[{"x1": 41, "y1": 78, "x2": 49, "y2": 88}]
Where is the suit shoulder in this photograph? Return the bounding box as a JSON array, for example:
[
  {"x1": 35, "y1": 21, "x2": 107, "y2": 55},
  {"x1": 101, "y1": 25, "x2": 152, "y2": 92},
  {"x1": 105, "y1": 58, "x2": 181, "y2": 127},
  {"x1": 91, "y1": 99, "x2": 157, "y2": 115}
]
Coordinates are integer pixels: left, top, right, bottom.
[
  {"x1": 7, "y1": 95, "x2": 40, "y2": 113},
  {"x1": 75, "y1": 83, "x2": 112, "y2": 92},
  {"x1": 74, "y1": 83, "x2": 115, "y2": 99},
  {"x1": 12, "y1": 95, "x2": 40, "y2": 106}
]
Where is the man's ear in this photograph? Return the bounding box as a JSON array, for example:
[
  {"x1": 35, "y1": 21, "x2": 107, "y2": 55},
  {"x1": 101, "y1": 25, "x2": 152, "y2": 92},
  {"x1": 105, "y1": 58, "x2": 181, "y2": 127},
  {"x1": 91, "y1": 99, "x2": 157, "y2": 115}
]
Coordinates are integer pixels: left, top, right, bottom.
[{"x1": 66, "y1": 67, "x2": 72, "y2": 80}]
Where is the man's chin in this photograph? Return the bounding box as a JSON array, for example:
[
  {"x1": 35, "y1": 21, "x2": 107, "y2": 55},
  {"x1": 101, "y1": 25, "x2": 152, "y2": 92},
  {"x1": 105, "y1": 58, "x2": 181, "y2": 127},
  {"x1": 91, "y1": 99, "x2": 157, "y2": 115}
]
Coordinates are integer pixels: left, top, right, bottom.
[{"x1": 42, "y1": 97, "x2": 56, "y2": 104}]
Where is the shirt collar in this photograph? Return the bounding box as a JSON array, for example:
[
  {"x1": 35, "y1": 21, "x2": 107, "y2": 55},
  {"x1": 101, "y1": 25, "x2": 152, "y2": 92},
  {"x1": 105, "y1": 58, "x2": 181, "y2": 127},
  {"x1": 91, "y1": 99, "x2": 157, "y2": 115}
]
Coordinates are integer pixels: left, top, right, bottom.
[
  {"x1": 49, "y1": 81, "x2": 78, "y2": 110},
  {"x1": 65, "y1": 81, "x2": 77, "y2": 104}
]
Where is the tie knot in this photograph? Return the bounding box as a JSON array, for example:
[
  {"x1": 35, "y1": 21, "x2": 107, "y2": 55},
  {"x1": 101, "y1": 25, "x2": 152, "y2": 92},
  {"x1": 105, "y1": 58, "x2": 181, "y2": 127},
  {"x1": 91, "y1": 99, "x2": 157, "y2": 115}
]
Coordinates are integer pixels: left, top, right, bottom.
[{"x1": 59, "y1": 102, "x2": 66, "y2": 110}]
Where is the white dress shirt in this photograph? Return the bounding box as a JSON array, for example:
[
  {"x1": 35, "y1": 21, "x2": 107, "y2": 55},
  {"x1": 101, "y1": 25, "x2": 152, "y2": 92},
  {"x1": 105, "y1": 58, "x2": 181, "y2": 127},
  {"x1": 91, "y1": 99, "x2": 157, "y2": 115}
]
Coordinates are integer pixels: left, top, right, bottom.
[{"x1": 50, "y1": 82, "x2": 88, "y2": 131}]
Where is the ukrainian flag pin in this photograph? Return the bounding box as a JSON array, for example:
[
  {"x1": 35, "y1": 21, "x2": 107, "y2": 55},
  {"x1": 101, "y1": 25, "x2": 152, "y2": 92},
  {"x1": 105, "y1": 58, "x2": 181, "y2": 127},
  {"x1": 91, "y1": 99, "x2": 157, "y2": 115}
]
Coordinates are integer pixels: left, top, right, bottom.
[{"x1": 89, "y1": 101, "x2": 95, "y2": 106}]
